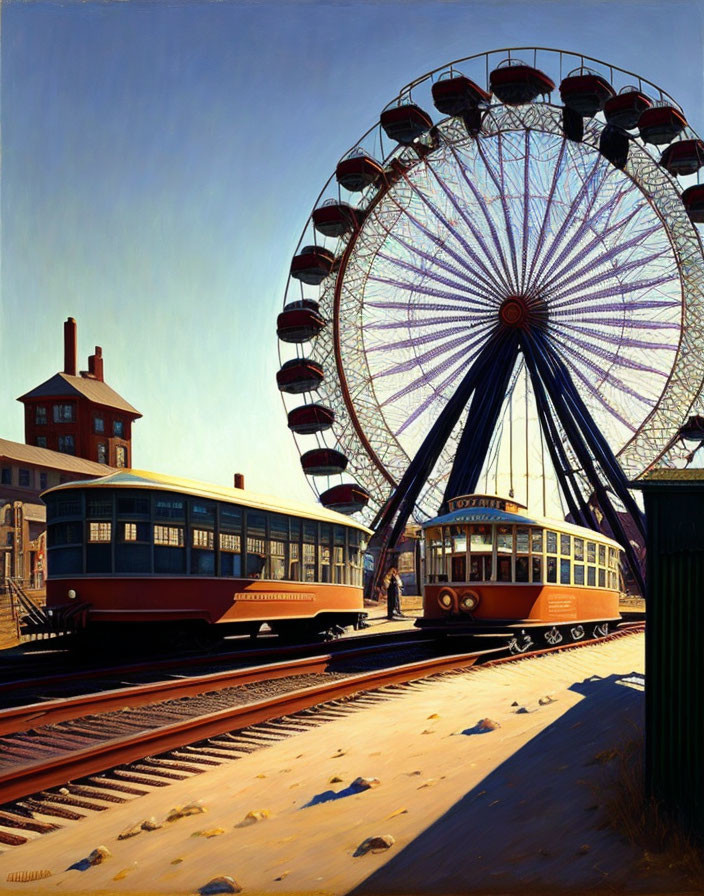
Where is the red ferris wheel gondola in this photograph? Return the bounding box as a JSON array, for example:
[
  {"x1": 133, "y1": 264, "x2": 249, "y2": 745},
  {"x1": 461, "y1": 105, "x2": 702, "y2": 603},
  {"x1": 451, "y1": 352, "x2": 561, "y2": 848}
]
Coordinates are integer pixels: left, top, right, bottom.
[
  {"x1": 312, "y1": 201, "x2": 360, "y2": 238},
  {"x1": 489, "y1": 59, "x2": 554, "y2": 105},
  {"x1": 560, "y1": 69, "x2": 615, "y2": 117},
  {"x1": 336, "y1": 150, "x2": 384, "y2": 192},
  {"x1": 604, "y1": 87, "x2": 652, "y2": 130},
  {"x1": 276, "y1": 358, "x2": 324, "y2": 394},
  {"x1": 287, "y1": 403, "x2": 335, "y2": 435},
  {"x1": 660, "y1": 140, "x2": 704, "y2": 176},
  {"x1": 638, "y1": 104, "x2": 687, "y2": 145},
  {"x1": 380, "y1": 103, "x2": 433, "y2": 145},
  {"x1": 682, "y1": 184, "x2": 704, "y2": 223},
  {"x1": 290, "y1": 245, "x2": 335, "y2": 286},
  {"x1": 300, "y1": 447, "x2": 348, "y2": 477},
  {"x1": 431, "y1": 74, "x2": 491, "y2": 116},
  {"x1": 319, "y1": 483, "x2": 370, "y2": 515},
  {"x1": 276, "y1": 301, "x2": 326, "y2": 343}
]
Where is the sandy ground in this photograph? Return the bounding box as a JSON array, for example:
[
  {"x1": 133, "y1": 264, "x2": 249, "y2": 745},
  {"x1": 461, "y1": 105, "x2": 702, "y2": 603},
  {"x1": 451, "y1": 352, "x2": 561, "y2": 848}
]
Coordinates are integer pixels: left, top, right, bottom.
[{"x1": 0, "y1": 627, "x2": 693, "y2": 896}]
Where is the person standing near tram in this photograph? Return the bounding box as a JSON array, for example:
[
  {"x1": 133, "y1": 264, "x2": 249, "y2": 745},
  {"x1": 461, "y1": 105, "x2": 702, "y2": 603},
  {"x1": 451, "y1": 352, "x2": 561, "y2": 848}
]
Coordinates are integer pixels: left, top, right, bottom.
[{"x1": 385, "y1": 567, "x2": 405, "y2": 619}]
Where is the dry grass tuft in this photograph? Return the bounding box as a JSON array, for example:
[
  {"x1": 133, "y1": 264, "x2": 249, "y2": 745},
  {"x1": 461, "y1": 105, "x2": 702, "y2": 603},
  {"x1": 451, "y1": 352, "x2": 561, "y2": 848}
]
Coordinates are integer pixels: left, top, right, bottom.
[{"x1": 600, "y1": 736, "x2": 704, "y2": 888}]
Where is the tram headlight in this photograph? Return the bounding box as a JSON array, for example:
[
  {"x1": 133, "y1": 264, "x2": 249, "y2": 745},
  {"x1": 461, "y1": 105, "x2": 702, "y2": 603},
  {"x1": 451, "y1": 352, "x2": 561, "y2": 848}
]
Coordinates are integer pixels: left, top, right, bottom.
[
  {"x1": 459, "y1": 590, "x2": 480, "y2": 613},
  {"x1": 67, "y1": 589, "x2": 77, "y2": 600},
  {"x1": 437, "y1": 588, "x2": 456, "y2": 611}
]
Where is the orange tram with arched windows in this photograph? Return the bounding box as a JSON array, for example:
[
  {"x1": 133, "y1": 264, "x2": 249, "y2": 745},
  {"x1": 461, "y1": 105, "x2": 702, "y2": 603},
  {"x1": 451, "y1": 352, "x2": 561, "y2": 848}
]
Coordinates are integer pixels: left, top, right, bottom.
[
  {"x1": 418, "y1": 495, "x2": 623, "y2": 651},
  {"x1": 42, "y1": 470, "x2": 371, "y2": 641}
]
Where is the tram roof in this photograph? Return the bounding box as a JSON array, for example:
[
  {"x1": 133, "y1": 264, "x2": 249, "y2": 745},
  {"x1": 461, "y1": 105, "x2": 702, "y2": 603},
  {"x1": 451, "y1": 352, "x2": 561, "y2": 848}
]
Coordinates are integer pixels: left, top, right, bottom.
[
  {"x1": 423, "y1": 505, "x2": 622, "y2": 548},
  {"x1": 42, "y1": 470, "x2": 373, "y2": 534}
]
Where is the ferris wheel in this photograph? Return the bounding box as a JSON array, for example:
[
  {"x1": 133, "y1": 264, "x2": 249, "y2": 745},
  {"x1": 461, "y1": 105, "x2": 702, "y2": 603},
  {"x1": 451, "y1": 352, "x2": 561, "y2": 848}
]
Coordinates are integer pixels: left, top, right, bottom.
[{"x1": 276, "y1": 47, "x2": 704, "y2": 587}]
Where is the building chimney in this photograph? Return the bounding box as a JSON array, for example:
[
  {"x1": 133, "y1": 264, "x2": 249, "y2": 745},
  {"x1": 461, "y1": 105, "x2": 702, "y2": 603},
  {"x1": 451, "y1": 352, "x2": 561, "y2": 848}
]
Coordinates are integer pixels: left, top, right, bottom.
[
  {"x1": 234, "y1": 473, "x2": 245, "y2": 490},
  {"x1": 88, "y1": 346, "x2": 104, "y2": 382},
  {"x1": 63, "y1": 317, "x2": 77, "y2": 376}
]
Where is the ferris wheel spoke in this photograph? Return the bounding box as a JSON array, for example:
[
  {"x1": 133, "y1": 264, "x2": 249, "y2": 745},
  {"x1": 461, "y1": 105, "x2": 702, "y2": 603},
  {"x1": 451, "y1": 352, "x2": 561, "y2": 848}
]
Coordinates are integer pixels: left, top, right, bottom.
[
  {"x1": 366, "y1": 274, "x2": 497, "y2": 308},
  {"x1": 552, "y1": 300, "x2": 679, "y2": 319},
  {"x1": 364, "y1": 302, "x2": 486, "y2": 320},
  {"x1": 381, "y1": 227, "x2": 501, "y2": 302},
  {"x1": 537, "y1": 209, "x2": 658, "y2": 296},
  {"x1": 421, "y1": 155, "x2": 515, "y2": 294},
  {"x1": 375, "y1": 331, "x2": 484, "y2": 379},
  {"x1": 374, "y1": 249, "x2": 497, "y2": 307},
  {"x1": 472, "y1": 134, "x2": 522, "y2": 290},
  {"x1": 547, "y1": 272, "x2": 676, "y2": 310},
  {"x1": 557, "y1": 340, "x2": 655, "y2": 410},
  {"x1": 524, "y1": 137, "x2": 569, "y2": 287},
  {"x1": 552, "y1": 322, "x2": 677, "y2": 352},
  {"x1": 365, "y1": 324, "x2": 483, "y2": 353},
  {"x1": 520, "y1": 129, "x2": 532, "y2": 293},
  {"x1": 553, "y1": 354, "x2": 639, "y2": 434},
  {"x1": 528, "y1": 151, "x2": 610, "y2": 287},
  {"x1": 394, "y1": 357, "x2": 483, "y2": 438},
  {"x1": 554, "y1": 329, "x2": 669, "y2": 378}
]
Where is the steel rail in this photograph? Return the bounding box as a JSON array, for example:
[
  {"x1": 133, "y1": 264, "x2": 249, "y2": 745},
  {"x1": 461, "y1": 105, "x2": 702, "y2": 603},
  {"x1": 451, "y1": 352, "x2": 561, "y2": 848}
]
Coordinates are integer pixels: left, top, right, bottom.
[{"x1": 0, "y1": 625, "x2": 644, "y2": 807}]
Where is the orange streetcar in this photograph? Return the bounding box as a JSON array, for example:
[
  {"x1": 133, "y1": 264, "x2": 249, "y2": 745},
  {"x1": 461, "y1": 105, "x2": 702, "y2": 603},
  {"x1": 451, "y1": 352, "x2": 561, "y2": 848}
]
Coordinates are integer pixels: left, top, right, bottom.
[
  {"x1": 43, "y1": 470, "x2": 371, "y2": 641},
  {"x1": 419, "y1": 494, "x2": 622, "y2": 651}
]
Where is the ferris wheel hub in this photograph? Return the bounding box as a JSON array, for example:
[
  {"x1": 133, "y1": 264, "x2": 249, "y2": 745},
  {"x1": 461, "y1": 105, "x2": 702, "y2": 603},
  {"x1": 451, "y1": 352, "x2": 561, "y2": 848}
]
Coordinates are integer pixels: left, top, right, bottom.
[{"x1": 498, "y1": 295, "x2": 548, "y2": 331}]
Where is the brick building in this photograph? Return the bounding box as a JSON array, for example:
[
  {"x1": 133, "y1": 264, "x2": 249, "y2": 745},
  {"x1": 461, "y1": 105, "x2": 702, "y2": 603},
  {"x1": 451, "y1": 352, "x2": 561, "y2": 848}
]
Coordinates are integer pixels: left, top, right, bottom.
[
  {"x1": 18, "y1": 317, "x2": 141, "y2": 467},
  {"x1": 2, "y1": 318, "x2": 139, "y2": 590}
]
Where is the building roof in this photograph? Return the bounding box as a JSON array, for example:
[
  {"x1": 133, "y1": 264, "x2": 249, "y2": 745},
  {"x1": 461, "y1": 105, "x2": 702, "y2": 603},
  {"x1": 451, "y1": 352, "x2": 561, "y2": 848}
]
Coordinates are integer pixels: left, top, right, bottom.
[
  {"x1": 0, "y1": 438, "x2": 117, "y2": 476},
  {"x1": 634, "y1": 467, "x2": 704, "y2": 484},
  {"x1": 17, "y1": 373, "x2": 141, "y2": 417},
  {"x1": 44, "y1": 469, "x2": 374, "y2": 534}
]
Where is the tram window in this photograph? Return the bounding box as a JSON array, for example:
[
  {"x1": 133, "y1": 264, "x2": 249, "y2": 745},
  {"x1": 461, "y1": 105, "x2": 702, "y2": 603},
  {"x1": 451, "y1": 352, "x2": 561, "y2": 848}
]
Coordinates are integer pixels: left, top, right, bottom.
[
  {"x1": 191, "y1": 548, "x2": 215, "y2": 575},
  {"x1": 247, "y1": 511, "x2": 267, "y2": 539},
  {"x1": 470, "y1": 525, "x2": 492, "y2": 550},
  {"x1": 546, "y1": 557, "x2": 557, "y2": 583},
  {"x1": 116, "y1": 543, "x2": 150, "y2": 574},
  {"x1": 560, "y1": 558, "x2": 571, "y2": 584},
  {"x1": 452, "y1": 556, "x2": 466, "y2": 582},
  {"x1": 155, "y1": 497, "x2": 185, "y2": 521},
  {"x1": 587, "y1": 566, "x2": 596, "y2": 586},
  {"x1": 220, "y1": 505, "x2": 242, "y2": 532},
  {"x1": 88, "y1": 521, "x2": 112, "y2": 542},
  {"x1": 598, "y1": 568, "x2": 606, "y2": 588},
  {"x1": 453, "y1": 532, "x2": 467, "y2": 553},
  {"x1": 333, "y1": 546, "x2": 345, "y2": 583},
  {"x1": 334, "y1": 525, "x2": 346, "y2": 545},
  {"x1": 531, "y1": 529, "x2": 543, "y2": 552},
  {"x1": 289, "y1": 543, "x2": 300, "y2": 581},
  {"x1": 531, "y1": 556, "x2": 542, "y2": 583},
  {"x1": 155, "y1": 545, "x2": 186, "y2": 574},
  {"x1": 497, "y1": 556, "x2": 511, "y2": 582},
  {"x1": 574, "y1": 538, "x2": 584, "y2": 561},
  {"x1": 497, "y1": 526, "x2": 513, "y2": 553},
  {"x1": 117, "y1": 496, "x2": 150, "y2": 517},
  {"x1": 154, "y1": 525, "x2": 184, "y2": 546},
  {"x1": 290, "y1": 517, "x2": 301, "y2": 541},
  {"x1": 303, "y1": 543, "x2": 316, "y2": 582},
  {"x1": 516, "y1": 527, "x2": 529, "y2": 553},
  {"x1": 546, "y1": 531, "x2": 558, "y2": 554},
  {"x1": 574, "y1": 564, "x2": 585, "y2": 585},
  {"x1": 192, "y1": 529, "x2": 214, "y2": 549},
  {"x1": 87, "y1": 497, "x2": 112, "y2": 519},
  {"x1": 220, "y1": 533, "x2": 240, "y2": 552},
  {"x1": 560, "y1": 534, "x2": 571, "y2": 556},
  {"x1": 48, "y1": 522, "x2": 82, "y2": 547},
  {"x1": 191, "y1": 501, "x2": 216, "y2": 525},
  {"x1": 609, "y1": 571, "x2": 617, "y2": 589},
  {"x1": 49, "y1": 547, "x2": 82, "y2": 575},
  {"x1": 516, "y1": 556, "x2": 529, "y2": 582},
  {"x1": 220, "y1": 551, "x2": 242, "y2": 577},
  {"x1": 120, "y1": 522, "x2": 149, "y2": 542},
  {"x1": 609, "y1": 548, "x2": 618, "y2": 568},
  {"x1": 598, "y1": 544, "x2": 606, "y2": 565},
  {"x1": 270, "y1": 540, "x2": 287, "y2": 580},
  {"x1": 587, "y1": 542, "x2": 596, "y2": 563},
  {"x1": 303, "y1": 521, "x2": 317, "y2": 544},
  {"x1": 320, "y1": 523, "x2": 332, "y2": 546},
  {"x1": 86, "y1": 543, "x2": 111, "y2": 574},
  {"x1": 270, "y1": 514, "x2": 289, "y2": 542},
  {"x1": 320, "y1": 545, "x2": 331, "y2": 583},
  {"x1": 247, "y1": 537, "x2": 267, "y2": 578}
]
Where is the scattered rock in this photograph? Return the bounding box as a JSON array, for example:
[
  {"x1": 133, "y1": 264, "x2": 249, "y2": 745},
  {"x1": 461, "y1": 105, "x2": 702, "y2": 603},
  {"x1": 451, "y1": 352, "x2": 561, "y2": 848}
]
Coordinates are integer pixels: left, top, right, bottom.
[
  {"x1": 117, "y1": 823, "x2": 143, "y2": 840},
  {"x1": 113, "y1": 864, "x2": 137, "y2": 881},
  {"x1": 87, "y1": 847, "x2": 111, "y2": 866},
  {"x1": 236, "y1": 809, "x2": 270, "y2": 827},
  {"x1": 350, "y1": 777, "x2": 380, "y2": 792},
  {"x1": 427, "y1": 713, "x2": 439, "y2": 719},
  {"x1": 386, "y1": 807, "x2": 408, "y2": 819},
  {"x1": 510, "y1": 701, "x2": 519, "y2": 707},
  {"x1": 418, "y1": 778, "x2": 439, "y2": 789},
  {"x1": 197, "y1": 877, "x2": 242, "y2": 895},
  {"x1": 171, "y1": 858, "x2": 184, "y2": 865},
  {"x1": 421, "y1": 729, "x2": 434, "y2": 734},
  {"x1": 255, "y1": 773, "x2": 267, "y2": 779},
  {"x1": 407, "y1": 770, "x2": 422, "y2": 776},
  {"x1": 331, "y1": 749, "x2": 346, "y2": 758},
  {"x1": 577, "y1": 844, "x2": 591, "y2": 856},
  {"x1": 354, "y1": 834, "x2": 395, "y2": 857},
  {"x1": 275, "y1": 871, "x2": 290, "y2": 881},
  {"x1": 515, "y1": 706, "x2": 532, "y2": 714},
  {"x1": 476, "y1": 718, "x2": 501, "y2": 731},
  {"x1": 141, "y1": 816, "x2": 162, "y2": 831},
  {"x1": 538, "y1": 695, "x2": 556, "y2": 705},
  {"x1": 192, "y1": 828, "x2": 226, "y2": 839},
  {"x1": 167, "y1": 801, "x2": 206, "y2": 822},
  {"x1": 329, "y1": 775, "x2": 343, "y2": 784}
]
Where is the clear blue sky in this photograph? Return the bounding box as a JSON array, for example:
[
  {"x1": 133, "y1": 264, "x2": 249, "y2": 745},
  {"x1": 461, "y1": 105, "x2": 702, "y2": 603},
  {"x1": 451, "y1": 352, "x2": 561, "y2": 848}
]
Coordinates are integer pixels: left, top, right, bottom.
[{"x1": 2, "y1": 0, "x2": 702, "y2": 505}]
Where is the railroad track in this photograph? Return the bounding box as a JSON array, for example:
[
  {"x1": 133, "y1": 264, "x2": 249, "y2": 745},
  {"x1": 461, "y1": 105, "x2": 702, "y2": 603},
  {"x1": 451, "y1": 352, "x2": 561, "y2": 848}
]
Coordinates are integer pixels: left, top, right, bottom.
[{"x1": 0, "y1": 623, "x2": 644, "y2": 849}]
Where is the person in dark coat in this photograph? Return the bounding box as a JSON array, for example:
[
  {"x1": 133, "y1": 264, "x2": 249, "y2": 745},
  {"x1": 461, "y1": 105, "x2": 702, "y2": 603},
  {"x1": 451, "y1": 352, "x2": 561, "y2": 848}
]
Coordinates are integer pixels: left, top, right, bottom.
[{"x1": 385, "y1": 567, "x2": 405, "y2": 619}]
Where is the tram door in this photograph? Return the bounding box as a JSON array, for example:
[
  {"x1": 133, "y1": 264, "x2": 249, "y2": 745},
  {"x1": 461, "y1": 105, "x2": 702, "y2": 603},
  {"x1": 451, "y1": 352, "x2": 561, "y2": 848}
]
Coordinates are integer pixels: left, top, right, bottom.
[{"x1": 452, "y1": 556, "x2": 466, "y2": 582}]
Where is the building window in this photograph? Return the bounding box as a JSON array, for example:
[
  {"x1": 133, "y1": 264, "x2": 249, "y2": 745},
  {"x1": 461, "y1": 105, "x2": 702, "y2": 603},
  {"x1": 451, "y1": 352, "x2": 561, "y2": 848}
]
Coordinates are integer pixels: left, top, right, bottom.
[
  {"x1": 97, "y1": 443, "x2": 107, "y2": 464},
  {"x1": 35, "y1": 406, "x2": 47, "y2": 425},
  {"x1": 40, "y1": 472, "x2": 48, "y2": 491},
  {"x1": 113, "y1": 420, "x2": 124, "y2": 438},
  {"x1": 115, "y1": 446, "x2": 127, "y2": 468},
  {"x1": 154, "y1": 525, "x2": 184, "y2": 546},
  {"x1": 36, "y1": 436, "x2": 47, "y2": 449},
  {"x1": 53, "y1": 403, "x2": 75, "y2": 423},
  {"x1": 1, "y1": 467, "x2": 11, "y2": 485},
  {"x1": 18, "y1": 469, "x2": 31, "y2": 488},
  {"x1": 58, "y1": 435, "x2": 75, "y2": 455},
  {"x1": 94, "y1": 416, "x2": 105, "y2": 434},
  {"x1": 88, "y1": 521, "x2": 112, "y2": 542}
]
